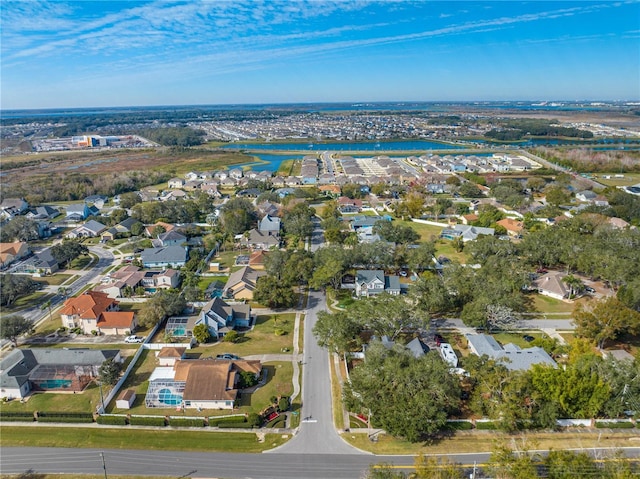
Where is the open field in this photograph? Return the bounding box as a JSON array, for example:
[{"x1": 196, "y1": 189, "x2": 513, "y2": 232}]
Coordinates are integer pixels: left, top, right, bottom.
[
  {"x1": 593, "y1": 172, "x2": 640, "y2": 187},
  {"x1": 0, "y1": 425, "x2": 289, "y2": 453},
  {"x1": 342, "y1": 430, "x2": 640, "y2": 455}
]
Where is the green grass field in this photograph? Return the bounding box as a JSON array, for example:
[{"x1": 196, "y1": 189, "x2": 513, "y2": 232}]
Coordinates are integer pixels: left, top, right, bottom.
[
  {"x1": 34, "y1": 273, "x2": 73, "y2": 286},
  {"x1": 593, "y1": 172, "x2": 640, "y2": 187},
  {"x1": 0, "y1": 425, "x2": 289, "y2": 453},
  {"x1": 192, "y1": 313, "x2": 297, "y2": 357},
  {"x1": 0, "y1": 381, "x2": 109, "y2": 415}
]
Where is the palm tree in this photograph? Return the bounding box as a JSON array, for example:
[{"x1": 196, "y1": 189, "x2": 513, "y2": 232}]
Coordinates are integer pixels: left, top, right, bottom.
[
  {"x1": 41, "y1": 299, "x2": 53, "y2": 322},
  {"x1": 563, "y1": 274, "x2": 584, "y2": 300}
]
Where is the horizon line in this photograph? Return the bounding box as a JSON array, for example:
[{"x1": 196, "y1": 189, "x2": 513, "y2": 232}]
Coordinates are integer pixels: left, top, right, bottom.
[{"x1": 3, "y1": 99, "x2": 639, "y2": 113}]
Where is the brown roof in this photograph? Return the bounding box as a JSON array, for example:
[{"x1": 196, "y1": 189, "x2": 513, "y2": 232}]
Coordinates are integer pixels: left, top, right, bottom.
[
  {"x1": 249, "y1": 250, "x2": 268, "y2": 265},
  {"x1": 496, "y1": 218, "x2": 524, "y2": 233},
  {"x1": 98, "y1": 311, "x2": 135, "y2": 328},
  {"x1": 60, "y1": 291, "x2": 117, "y2": 319},
  {"x1": 157, "y1": 347, "x2": 186, "y2": 358},
  {"x1": 118, "y1": 389, "x2": 136, "y2": 401},
  {"x1": 173, "y1": 359, "x2": 262, "y2": 402},
  {"x1": 175, "y1": 361, "x2": 237, "y2": 401}
]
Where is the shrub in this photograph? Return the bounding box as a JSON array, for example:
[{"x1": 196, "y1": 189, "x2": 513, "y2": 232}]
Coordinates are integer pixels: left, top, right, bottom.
[
  {"x1": 38, "y1": 416, "x2": 94, "y2": 423},
  {"x1": 97, "y1": 415, "x2": 128, "y2": 425},
  {"x1": 444, "y1": 421, "x2": 474, "y2": 431},
  {"x1": 595, "y1": 421, "x2": 635, "y2": 429},
  {"x1": 0, "y1": 412, "x2": 35, "y2": 422},
  {"x1": 217, "y1": 421, "x2": 250, "y2": 428},
  {"x1": 168, "y1": 417, "x2": 205, "y2": 427},
  {"x1": 209, "y1": 415, "x2": 247, "y2": 427},
  {"x1": 247, "y1": 412, "x2": 262, "y2": 428},
  {"x1": 37, "y1": 412, "x2": 94, "y2": 420},
  {"x1": 274, "y1": 328, "x2": 286, "y2": 336},
  {"x1": 476, "y1": 421, "x2": 497, "y2": 430},
  {"x1": 129, "y1": 416, "x2": 166, "y2": 426},
  {"x1": 278, "y1": 397, "x2": 290, "y2": 412}
]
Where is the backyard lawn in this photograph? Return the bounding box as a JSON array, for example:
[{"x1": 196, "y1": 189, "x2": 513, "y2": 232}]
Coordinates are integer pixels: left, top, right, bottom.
[
  {"x1": 0, "y1": 381, "x2": 110, "y2": 415},
  {"x1": 492, "y1": 332, "x2": 544, "y2": 349},
  {"x1": 192, "y1": 313, "x2": 297, "y2": 358}
]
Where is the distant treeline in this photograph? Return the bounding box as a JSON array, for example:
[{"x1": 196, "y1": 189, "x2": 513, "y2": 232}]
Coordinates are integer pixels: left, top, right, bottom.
[
  {"x1": 485, "y1": 119, "x2": 594, "y2": 141},
  {"x1": 533, "y1": 147, "x2": 640, "y2": 173},
  {"x1": 0, "y1": 109, "x2": 297, "y2": 130},
  {"x1": 2, "y1": 170, "x2": 171, "y2": 204},
  {"x1": 135, "y1": 127, "x2": 205, "y2": 147}
]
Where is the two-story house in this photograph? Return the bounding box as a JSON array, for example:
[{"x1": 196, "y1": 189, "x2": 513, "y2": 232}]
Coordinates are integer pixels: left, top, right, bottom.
[
  {"x1": 60, "y1": 291, "x2": 136, "y2": 335},
  {"x1": 354, "y1": 270, "x2": 401, "y2": 297}
]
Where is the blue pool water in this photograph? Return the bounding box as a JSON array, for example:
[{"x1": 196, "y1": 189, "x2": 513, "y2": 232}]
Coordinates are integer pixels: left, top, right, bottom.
[{"x1": 158, "y1": 388, "x2": 182, "y2": 406}]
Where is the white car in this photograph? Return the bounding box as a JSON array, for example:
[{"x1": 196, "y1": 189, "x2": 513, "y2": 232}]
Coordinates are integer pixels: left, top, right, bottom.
[{"x1": 124, "y1": 335, "x2": 144, "y2": 343}]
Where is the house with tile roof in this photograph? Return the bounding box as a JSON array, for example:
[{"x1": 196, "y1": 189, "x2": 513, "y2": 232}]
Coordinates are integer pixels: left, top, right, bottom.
[
  {"x1": 60, "y1": 291, "x2": 136, "y2": 335},
  {"x1": 145, "y1": 359, "x2": 262, "y2": 409},
  {"x1": 156, "y1": 347, "x2": 187, "y2": 366},
  {"x1": 496, "y1": 218, "x2": 524, "y2": 237},
  {"x1": 0, "y1": 242, "x2": 31, "y2": 269}
]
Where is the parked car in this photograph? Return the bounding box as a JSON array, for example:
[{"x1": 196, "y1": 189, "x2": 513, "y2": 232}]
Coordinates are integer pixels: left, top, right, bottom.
[
  {"x1": 216, "y1": 353, "x2": 240, "y2": 360},
  {"x1": 585, "y1": 286, "x2": 595, "y2": 293},
  {"x1": 434, "y1": 334, "x2": 444, "y2": 346},
  {"x1": 124, "y1": 335, "x2": 144, "y2": 343},
  {"x1": 522, "y1": 335, "x2": 535, "y2": 343}
]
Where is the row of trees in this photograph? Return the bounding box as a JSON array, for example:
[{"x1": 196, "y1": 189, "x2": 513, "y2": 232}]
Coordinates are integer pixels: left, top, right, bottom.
[{"x1": 365, "y1": 448, "x2": 636, "y2": 478}]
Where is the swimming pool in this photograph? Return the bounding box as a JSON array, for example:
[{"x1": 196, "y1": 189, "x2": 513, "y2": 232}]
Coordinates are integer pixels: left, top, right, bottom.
[{"x1": 158, "y1": 388, "x2": 183, "y2": 406}]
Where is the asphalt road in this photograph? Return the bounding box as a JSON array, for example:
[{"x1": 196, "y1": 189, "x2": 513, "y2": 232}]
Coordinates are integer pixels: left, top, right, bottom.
[{"x1": 268, "y1": 289, "x2": 359, "y2": 455}]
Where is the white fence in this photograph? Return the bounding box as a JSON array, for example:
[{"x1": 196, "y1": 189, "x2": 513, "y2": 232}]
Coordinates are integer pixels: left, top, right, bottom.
[{"x1": 411, "y1": 218, "x2": 448, "y2": 228}]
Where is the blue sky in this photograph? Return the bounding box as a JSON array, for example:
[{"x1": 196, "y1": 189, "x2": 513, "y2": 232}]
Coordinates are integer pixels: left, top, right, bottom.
[{"x1": 1, "y1": 1, "x2": 638, "y2": 109}]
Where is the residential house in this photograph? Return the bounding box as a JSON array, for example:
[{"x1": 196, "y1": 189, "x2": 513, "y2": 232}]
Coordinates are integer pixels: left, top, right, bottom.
[
  {"x1": 160, "y1": 189, "x2": 188, "y2": 201},
  {"x1": 100, "y1": 217, "x2": 143, "y2": 242},
  {"x1": 65, "y1": 203, "x2": 95, "y2": 221},
  {"x1": 466, "y1": 334, "x2": 556, "y2": 371},
  {"x1": 240, "y1": 229, "x2": 281, "y2": 250},
  {"x1": 153, "y1": 230, "x2": 187, "y2": 248},
  {"x1": 338, "y1": 196, "x2": 363, "y2": 214},
  {"x1": 140, "y1": 246, "x2": 188, "y2": 268},
  {"x1": 145, "y1": 359, "x2": 262, "y2": 410},
  {"x1": 0, "y1": 198, "x2": 29, "y2": 219},
  {"x1": 144, "y1": 222, "x2": 175, "y2": 237},
  {"x1": 576, "y1": 190, "x2": 597, "y2": 202},
  {"x1": 256, "y1": 201, "x2": 280, "y2": 218},
  {"x1": 223, "y1": 266, "x2": 266, "y2": 300},
  {"x1": 440, "y1": 224, "x2": 495, "y2": 242},
  {"x1": 191, "y1": 297, "x2": 252, "y2": 339},
  {"x1": 168, "y1": 178, "x2": 185, "y2": 189},
  {"x1": 60, "y1": 291, "x2": 136, "y2": 335},
  {"x1": 142, "y1": 269, "x2": 181, "y2": 290},
  {"x1": 66, "y1": 220, "x2": 107, "y2": 239},
  {"x1": 533, "y1": 271, "x2": 569, "y2": 300},
  {"x1": 156, "y1": 347, "x2": 187, "y2": 366},
  {"x1": 319, "y1": 185, "x2": 341, "y2": 197},
  {"x1": 496, "y1": 218, "x2": 524, "y2": 237},
  {"x1": 228, "y1": 168, "x2": 244, "y2": 179},
  {"x1": 26, "y1": 205, "x2": 60, "y2": 220},
  {"x1": 93, "y1": 265, "x2": 146, "y2": 298},
  {"x1": 406, "y1": 337, "x2": 430, "y2": 358},
  {"x1": 258, "y1": 215, "x2": 281, "y2": 234},
  {"x1": 0, "y1": 242, "x2": 31, "y2": 269},
  {"x1": 0, "y1": 348, "x2": 121, "y2": 399},
  {"x1": 15, "y1": 249, "x2": 59, "y2": 275},
  {"x1": 354, "y1": 270, "x2": 401, "y2": 297}
]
